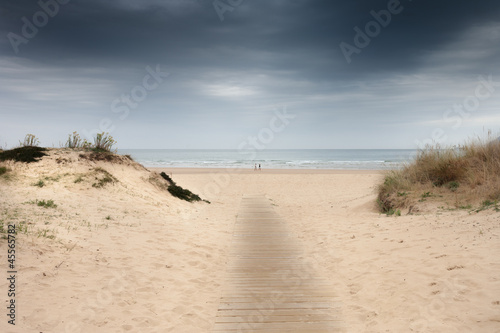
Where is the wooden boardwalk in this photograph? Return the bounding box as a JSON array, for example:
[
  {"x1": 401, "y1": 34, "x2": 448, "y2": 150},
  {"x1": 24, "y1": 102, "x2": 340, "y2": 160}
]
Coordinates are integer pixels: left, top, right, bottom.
[{"x1": 212, "y1": 195, "x2": 343, "y2": 332}]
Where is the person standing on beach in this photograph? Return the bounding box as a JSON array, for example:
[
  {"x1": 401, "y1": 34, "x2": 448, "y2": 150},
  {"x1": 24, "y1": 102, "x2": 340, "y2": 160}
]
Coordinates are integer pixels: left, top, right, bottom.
[
  {"x1": 254, "y1": 163, "x2": 257, "y2": 171},
  {"x1": 259, "y1": 163, "x2": 261, "y2": 171}
]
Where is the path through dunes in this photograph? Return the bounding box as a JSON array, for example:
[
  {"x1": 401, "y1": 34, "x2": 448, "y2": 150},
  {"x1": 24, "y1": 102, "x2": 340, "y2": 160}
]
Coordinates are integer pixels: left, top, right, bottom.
[{"x1": 212, "y1": 195, "x2": 343, "y2": 332}]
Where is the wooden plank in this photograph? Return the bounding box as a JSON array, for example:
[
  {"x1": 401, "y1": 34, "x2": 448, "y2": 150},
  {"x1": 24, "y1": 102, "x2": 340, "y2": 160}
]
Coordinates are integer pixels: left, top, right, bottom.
[
  {"x1": 212, "y1": 196, "x2": 342, "y2": 332},
  {"x1": 213, "y1": 322, "x2": 342, "y2": 330}
]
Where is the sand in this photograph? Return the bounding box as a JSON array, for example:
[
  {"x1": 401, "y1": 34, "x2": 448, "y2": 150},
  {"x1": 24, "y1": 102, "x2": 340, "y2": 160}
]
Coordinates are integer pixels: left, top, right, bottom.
[{"x1": 1, "y1": 153, "x2": 499, "y2": 332}]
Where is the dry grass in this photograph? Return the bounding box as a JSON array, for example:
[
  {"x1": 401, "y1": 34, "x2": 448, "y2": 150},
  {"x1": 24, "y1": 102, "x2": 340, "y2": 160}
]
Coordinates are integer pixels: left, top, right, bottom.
[{"x1": 378, "y1": 137, "x2": 500, "y2": 214}]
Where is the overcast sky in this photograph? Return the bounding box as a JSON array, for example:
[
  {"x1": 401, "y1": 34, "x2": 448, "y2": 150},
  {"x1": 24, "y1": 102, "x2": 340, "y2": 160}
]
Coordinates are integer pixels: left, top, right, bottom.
[{"x1": 1, "y1": 0, "x2": 499, "y2": 149}]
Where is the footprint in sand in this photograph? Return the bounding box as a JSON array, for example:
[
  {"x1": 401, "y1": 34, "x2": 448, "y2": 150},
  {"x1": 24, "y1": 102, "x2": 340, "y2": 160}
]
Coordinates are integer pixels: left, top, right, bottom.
[
  {"x1": 447, "y1": 265, "x2": 465, "y2": 271},
  {"x1": 348, "y1": 283, "x2": 362, "y2": 295}
]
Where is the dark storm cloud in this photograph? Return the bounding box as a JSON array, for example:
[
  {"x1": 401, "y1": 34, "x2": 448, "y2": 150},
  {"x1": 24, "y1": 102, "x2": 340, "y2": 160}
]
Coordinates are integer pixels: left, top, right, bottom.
[
  {"x1": 1, "y1": 0, "x2": 500, "y2": 148},
  {"x1": 2, "y1": 0, "x2": 499, "y2": 74}
]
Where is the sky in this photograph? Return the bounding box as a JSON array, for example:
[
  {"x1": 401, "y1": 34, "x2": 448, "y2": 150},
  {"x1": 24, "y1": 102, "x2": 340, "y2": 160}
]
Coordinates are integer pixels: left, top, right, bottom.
[{"x1": 0, "y1": 0, "x2": 499, "y2": 149}]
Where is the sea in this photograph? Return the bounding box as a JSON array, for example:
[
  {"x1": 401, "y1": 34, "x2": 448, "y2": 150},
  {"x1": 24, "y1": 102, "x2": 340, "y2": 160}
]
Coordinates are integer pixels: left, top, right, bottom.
[{"x1": 117, "y1": 149, "x2": 417, "y2": 170}]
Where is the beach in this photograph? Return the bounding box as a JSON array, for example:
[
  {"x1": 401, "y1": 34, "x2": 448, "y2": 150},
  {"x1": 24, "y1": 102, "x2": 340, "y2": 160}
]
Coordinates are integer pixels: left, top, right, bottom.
[
  {"x1": 3, "y1": 0, "x2": 500, "y2": 331},
  {"x1": 1, "y1": 154, "x2": 499, "y2": 332}
]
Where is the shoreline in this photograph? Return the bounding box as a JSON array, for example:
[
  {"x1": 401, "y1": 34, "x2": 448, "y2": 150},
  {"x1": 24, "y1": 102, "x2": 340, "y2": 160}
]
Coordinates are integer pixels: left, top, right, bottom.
[{"x1": 149, "y1": 167, "x2": 385, "y2": 174}]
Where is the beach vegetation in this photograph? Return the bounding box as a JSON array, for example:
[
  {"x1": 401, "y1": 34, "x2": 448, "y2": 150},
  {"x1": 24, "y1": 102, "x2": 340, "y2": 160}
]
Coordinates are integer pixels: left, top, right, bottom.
[
  {"x1": 79, "y1": 151, "x2": 120, "y2": 163},
  {"x1": 92, "y1": 167, "x2": 118, "y2": 188},
  {"x1": 475, "y1": 200, "x2": 498, "y2": 213},
  {"x1": 33, "y1": 180, "x2": 45, "y2": 188},
  {"x1": 421, "y1": 192, "x2": 432, "y2": 199},
  {"x1": 378, "y1": 135, "x2": 500, "y2": 214},
  {"x1": 36, "y1": 228, "x2": 56, "y2": 239},
  {"x1": 0, "y1": 146, "x2": 48, "y2": 163},
  {"x1": 20, "y1": 134, "x2": 40, "y2": 147},
  {"x1": 45, "y1": 175, "x2": 61, "y2": 182},
  {"x1": 65, "y1": 131, "x2": 86, "y2": 149},
  {"x1": 34, "y1": 199, "x2": 57, "y2": 208},
  {"x1": 159, "y1": 172, "x2": 210, "y2": 203},
  {"x1": 384, "y1": 208, "x2": 401, "y2": 216},
  {"x1": 0, "y1": 166, "x2": 7, "y2": 176},
  {"x1": 92, "y1": 132, "x2": 116, "y2": 153}
]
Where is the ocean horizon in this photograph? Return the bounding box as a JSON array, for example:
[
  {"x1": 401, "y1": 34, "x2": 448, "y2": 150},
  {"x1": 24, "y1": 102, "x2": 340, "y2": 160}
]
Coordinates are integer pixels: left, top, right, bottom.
[{"x1": 118, "y1": 149, "x2": 417, "y2": 170}]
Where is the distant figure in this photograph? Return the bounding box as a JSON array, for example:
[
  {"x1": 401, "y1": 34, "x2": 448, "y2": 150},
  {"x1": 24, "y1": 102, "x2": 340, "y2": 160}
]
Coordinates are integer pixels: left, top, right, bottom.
[
  {"x1": 259, "y1": 163, "x2": 261, "y2": 171},
  {"x1": 254, "y1": 163, "x2": 257, "y2": 171}
]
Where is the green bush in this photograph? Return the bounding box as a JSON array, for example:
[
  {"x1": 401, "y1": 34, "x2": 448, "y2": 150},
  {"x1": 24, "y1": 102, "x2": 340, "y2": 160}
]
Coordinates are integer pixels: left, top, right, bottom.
[
  {"x1": 37, "y1": 199, "x2": 57, "y2": 208},
  {"x1": 160, "y1": 172, "x2": 174, "y2": 185},
  {"x1": 168, "y1": 184, "x2": 202, "y2": 202},
  {"x1": 160, "y1": 172, "x2": 208, "y2": 203},
  {"x1": 0, "y1": 146, "x2": 48, "y2": 163}
]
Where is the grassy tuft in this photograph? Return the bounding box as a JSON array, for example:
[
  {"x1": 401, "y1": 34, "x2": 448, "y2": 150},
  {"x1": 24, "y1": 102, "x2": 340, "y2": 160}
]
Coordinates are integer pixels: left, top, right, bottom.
[
  {"x1": 36, "y1": 199, "x2": 57, "y2": 208},
  {"x1": 378, "y1": 136, "x2": 500, "y2": 213},
  {"x1": 20, "y1": 134, "x2": 39, "y2": 147},
  {"x1": 92, "y1": 132, "x2": 116, "y2": 153},
  {"x1": 33, "y1": 180, "x2": 45, "y2": 188},
  {"x1": 65, "y1": 131, "x2": 86, "y2": 149},
  {"x1": 92, "y1": 168, "x2": 118, "y2": 188},
  {"x1": 0, "y1": 166, "x2": 7, "y2": 176}
]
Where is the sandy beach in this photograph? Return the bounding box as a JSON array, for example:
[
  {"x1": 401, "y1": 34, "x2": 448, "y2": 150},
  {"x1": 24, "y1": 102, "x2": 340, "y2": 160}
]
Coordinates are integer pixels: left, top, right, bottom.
[{"x1": 1, "y1": 152, "x2": 499, "y2": 332}]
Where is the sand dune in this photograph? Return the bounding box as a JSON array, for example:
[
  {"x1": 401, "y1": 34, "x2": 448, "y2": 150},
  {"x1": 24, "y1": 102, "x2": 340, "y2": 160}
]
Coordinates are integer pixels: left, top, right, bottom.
[{"x1": 0, "y1": 152, "x2": 499, "y2": 332}]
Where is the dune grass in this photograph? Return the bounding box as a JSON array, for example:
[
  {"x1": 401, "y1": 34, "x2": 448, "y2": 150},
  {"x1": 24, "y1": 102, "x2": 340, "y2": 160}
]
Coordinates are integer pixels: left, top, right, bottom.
[
  {"x1": 1, "y1": 132, "x2": 120, "y2": 164},
  {"x1": 20, "y1": 134, "x2": 39, "y2": 147},
  {"x1": 92, "y1": 168, "x2": 118, "y2": 188},
  {"x1": 30, "y1": 199, "x2": 57, "y2": 209},
  {"x1": 33, "y1": 180, "x2": 45, "y2": 188},
  {"x1": 65, "y1": 131, "x2": 86, "y2": 149},
  {"x1": 378, "y1": 137, "x2": 500, "y2": 214},
  {"x1": 92, "y1": 132, "x2": 116, "y2": 153}
]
